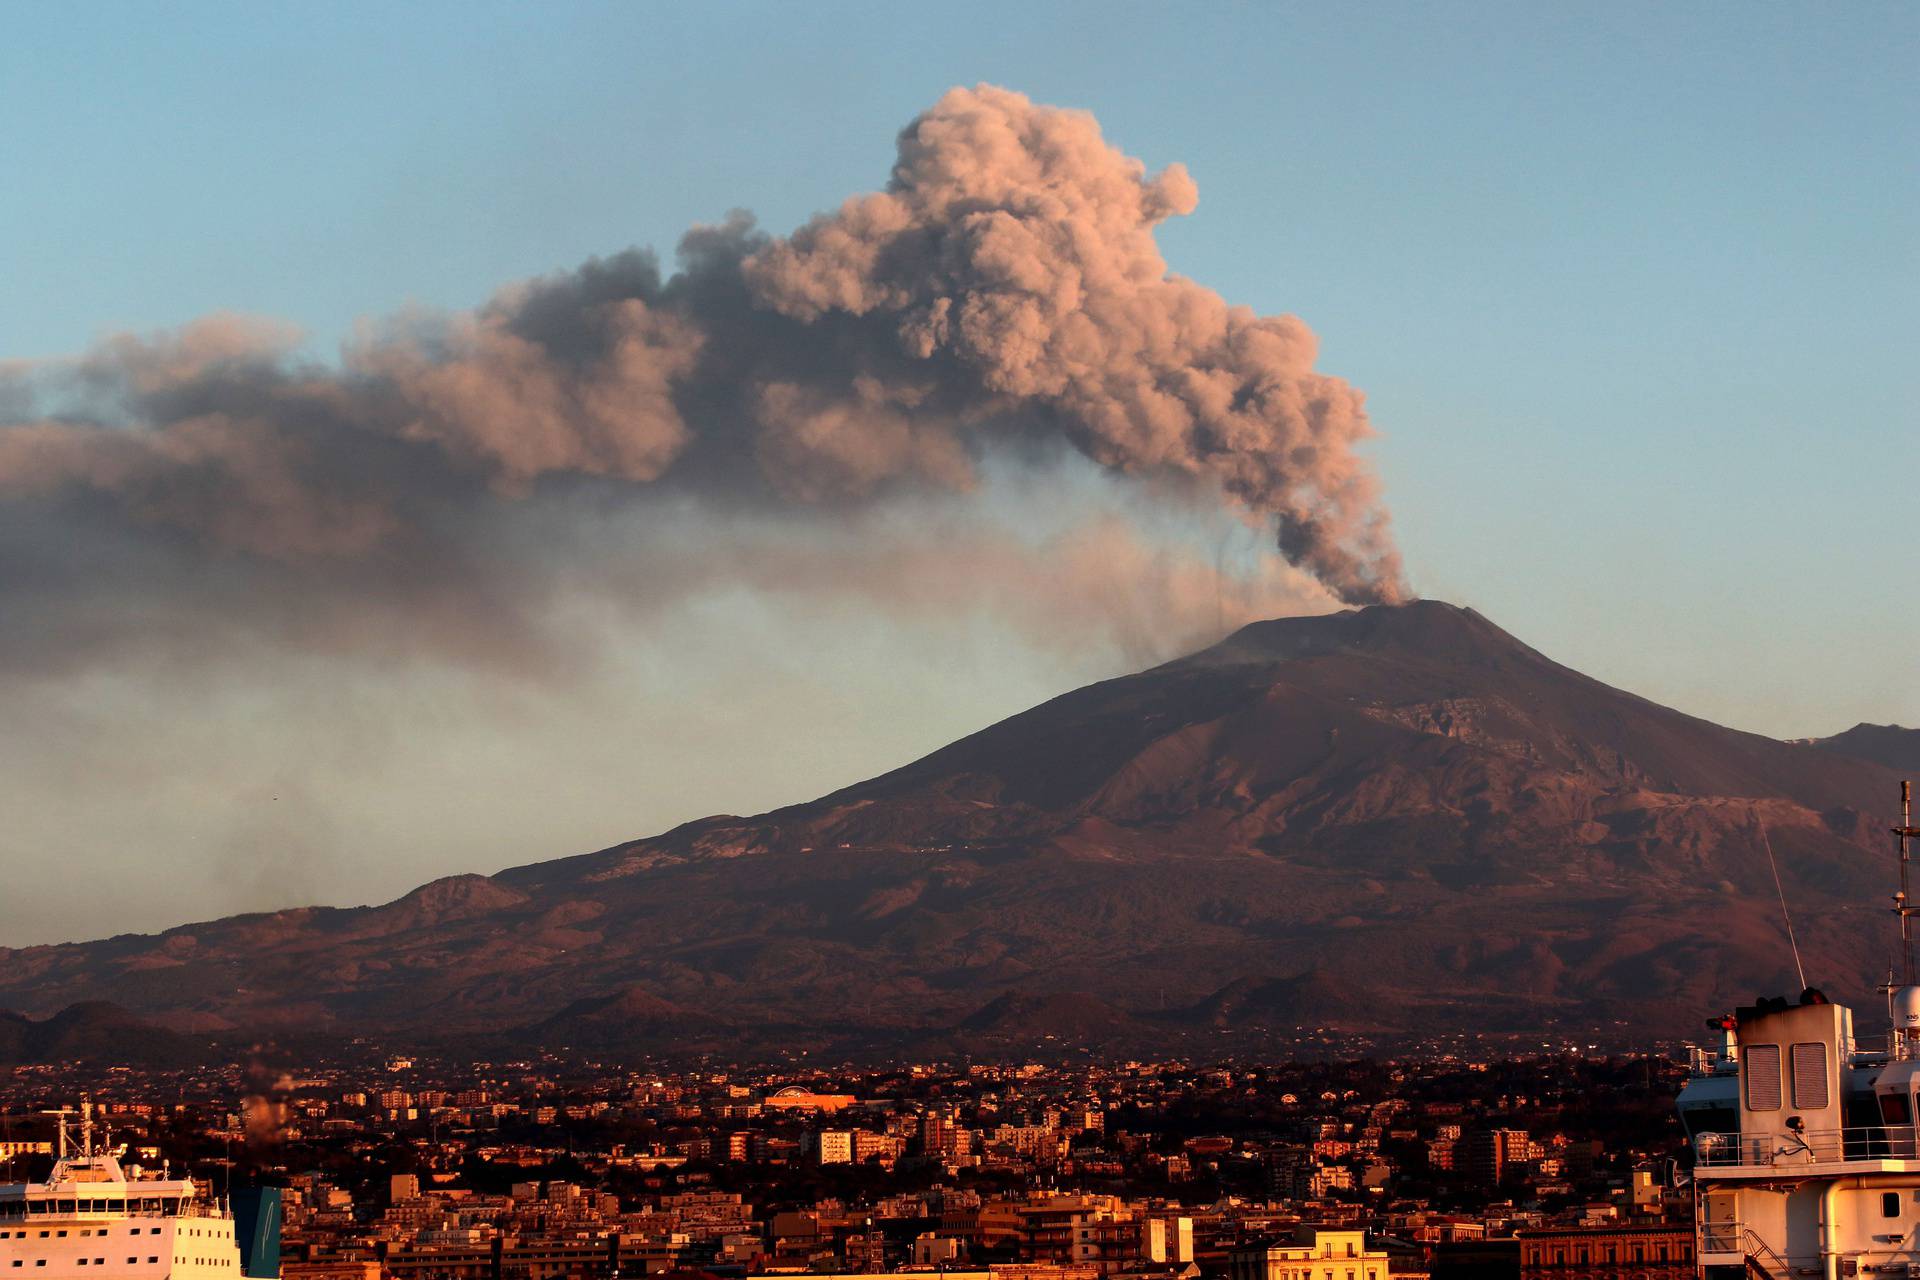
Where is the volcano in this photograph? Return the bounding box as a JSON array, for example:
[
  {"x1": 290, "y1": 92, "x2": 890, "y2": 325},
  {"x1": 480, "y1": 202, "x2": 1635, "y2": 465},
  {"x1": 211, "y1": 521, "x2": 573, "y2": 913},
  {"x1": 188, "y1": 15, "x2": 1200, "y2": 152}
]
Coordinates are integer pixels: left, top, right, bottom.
[{"x1": 0, "y1": 600, "x2": 1906, "y2": 1055}]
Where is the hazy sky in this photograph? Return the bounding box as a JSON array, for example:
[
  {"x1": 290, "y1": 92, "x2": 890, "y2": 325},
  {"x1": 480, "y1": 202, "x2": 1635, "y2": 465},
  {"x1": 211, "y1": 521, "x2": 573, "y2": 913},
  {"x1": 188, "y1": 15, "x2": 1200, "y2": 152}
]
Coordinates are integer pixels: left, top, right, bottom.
[{"x1": 1, "y1": 3, "x2": 1914, "y2": 947}]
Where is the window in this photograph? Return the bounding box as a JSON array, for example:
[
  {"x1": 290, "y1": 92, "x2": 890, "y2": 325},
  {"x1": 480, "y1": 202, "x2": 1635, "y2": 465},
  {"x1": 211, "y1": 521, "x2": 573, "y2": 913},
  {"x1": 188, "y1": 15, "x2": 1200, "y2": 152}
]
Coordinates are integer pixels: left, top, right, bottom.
[
  {"x1": 1886, "y1": 1192, "x2": 1903, "y2": 1218},
  {"x1": 1883, "y1": 1092, "x2": 1911, "y2": 1124},
  {"x1": 1792, "y1": 1042, "x2": 1831, "y2": 1109},
  {"x1": 1746, "y1": 1043, "x2": 1783, "y2": 1109}
]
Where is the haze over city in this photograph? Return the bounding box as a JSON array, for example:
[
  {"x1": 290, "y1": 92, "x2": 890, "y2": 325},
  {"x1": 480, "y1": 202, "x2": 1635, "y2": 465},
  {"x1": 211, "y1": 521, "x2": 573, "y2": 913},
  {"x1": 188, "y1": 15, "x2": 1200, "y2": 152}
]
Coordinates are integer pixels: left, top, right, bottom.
[{"x1": 0, "y1": 1, "x2": 1913, "y2": 955}]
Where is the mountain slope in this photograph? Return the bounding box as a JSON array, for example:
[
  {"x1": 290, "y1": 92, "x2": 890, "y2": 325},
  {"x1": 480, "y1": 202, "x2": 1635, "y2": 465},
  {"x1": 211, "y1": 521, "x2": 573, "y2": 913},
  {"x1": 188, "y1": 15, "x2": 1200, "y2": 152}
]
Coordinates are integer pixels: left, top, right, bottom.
[
  {"x1": 1815, "y1": 724, "x2": 1920, "y2": 773},
  {"x1": 0, "y1": 601, "x2": 1906, "y2": 1049},
  {"x1": 0, "y1": 1002, "x2": 212, "y2": 1066}
]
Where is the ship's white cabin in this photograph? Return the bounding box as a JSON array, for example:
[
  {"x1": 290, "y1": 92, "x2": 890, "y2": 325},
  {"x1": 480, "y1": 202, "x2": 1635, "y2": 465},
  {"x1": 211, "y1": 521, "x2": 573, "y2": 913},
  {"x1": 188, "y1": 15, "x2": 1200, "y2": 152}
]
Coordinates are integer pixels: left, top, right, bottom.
[
  {"x1": 1684, "y1": 989, "x2": 1920, "y2": 1279},
  {"x1": 0, "y1": 1109, "x2": 242, "y2": 1280}
]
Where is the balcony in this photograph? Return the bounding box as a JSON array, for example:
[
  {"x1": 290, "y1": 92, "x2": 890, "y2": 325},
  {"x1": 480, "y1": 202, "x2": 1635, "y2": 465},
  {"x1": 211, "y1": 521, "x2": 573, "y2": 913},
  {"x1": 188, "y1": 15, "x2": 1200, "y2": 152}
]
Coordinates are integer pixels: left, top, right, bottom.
[{"x1": 1693, "y1": 1125, "x2": 1920, "y2": 1169}]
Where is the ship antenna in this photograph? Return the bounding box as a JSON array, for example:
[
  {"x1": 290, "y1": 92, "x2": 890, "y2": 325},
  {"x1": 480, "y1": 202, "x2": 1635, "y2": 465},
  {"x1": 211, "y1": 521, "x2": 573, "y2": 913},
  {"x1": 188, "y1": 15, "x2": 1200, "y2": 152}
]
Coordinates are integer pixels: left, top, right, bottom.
[
  {"x1": 1896, "y1": 781, "x2": 1920, "y2": 986},
  {"x1": 1758, "y1": 818, "x2": 1808, "y2": 992},
  {"x1": 42, "y1": 1107, "x2": 75, "y2": 1160}
]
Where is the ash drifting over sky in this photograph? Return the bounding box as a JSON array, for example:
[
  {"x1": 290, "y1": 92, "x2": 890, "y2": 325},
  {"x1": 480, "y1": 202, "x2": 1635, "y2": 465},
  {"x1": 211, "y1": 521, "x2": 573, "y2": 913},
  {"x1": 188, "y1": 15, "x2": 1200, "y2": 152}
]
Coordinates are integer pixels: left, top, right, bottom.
[
  {"x1": 0, "y1": 86, "x2": 1405, "y2": 940},
  {"x1": 0, "y1": 85, "x2": 1403, "y2": 646}
]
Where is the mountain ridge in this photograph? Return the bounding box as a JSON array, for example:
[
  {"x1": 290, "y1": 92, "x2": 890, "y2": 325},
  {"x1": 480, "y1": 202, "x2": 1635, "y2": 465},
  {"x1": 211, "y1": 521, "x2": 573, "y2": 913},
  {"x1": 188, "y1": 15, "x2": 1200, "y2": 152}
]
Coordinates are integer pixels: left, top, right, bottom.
[
  {"x1": 1814, "y1": 723, "x2": 1920, "y2": 772},
  {"x1": 0, "y1": 1001, "x2": 213, "y2": 1066},
  {"x1": 0, "y1": 600, "x2": 1907, "y2": 1054}
]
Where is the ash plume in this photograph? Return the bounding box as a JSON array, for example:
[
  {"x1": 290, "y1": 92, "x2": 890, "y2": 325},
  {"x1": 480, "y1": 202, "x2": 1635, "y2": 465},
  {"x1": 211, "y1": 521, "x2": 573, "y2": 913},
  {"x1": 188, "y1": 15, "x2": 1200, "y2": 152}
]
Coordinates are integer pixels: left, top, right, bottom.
[{"x1": 0, "y1": 84, "x2": 1406, "y2": 670}]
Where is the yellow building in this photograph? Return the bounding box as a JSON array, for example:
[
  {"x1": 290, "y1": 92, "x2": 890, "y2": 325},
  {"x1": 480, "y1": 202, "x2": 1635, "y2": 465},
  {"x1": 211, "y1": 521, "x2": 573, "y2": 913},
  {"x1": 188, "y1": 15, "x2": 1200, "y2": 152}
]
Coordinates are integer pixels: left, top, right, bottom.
[{"x1": 1228, "y1": 1229, "x2": 1389, "y2": 1280}]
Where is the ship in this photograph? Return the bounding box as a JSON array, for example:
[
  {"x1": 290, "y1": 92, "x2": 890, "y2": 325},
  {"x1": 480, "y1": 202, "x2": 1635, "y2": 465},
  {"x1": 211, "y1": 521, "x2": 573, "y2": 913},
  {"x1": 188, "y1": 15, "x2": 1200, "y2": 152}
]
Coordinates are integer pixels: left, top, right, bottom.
[
  {"x1": 1677, "y1": 781, "x2": 1920, "y2": 1278},
  {"x1": 0, "y1": 1101, "x2": 276, "y2": 1280}
]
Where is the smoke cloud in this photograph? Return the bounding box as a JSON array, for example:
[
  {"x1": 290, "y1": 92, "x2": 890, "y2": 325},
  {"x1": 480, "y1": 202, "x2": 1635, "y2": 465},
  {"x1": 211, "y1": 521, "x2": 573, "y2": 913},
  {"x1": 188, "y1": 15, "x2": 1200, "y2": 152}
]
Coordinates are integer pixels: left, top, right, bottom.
[
  {"x1": 0, "y1": 86, "x2": 1407, "y2": 943},
  {"x1": 0, "y1": 84, "x2": 1405, "y2": 645}
]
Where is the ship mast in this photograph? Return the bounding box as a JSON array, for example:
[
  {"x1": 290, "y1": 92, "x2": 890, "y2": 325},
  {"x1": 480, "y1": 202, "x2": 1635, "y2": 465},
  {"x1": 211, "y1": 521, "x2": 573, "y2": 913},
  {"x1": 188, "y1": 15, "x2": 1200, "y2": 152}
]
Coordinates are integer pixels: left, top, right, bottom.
[
  {"x1": 1899, "y1": 781, "x2": 1920, "y2": 986},
  {"x1": 40, "y1": 1108, "x2": 76, "y2": 1160}
]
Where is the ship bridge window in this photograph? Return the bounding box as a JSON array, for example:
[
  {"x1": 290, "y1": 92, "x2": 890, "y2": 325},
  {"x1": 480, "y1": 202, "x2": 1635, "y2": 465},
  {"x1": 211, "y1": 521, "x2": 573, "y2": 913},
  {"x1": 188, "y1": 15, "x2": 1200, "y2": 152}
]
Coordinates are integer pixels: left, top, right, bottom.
[
  {"x1": 1882, "y1": 1092, "x2": 1912, "y2": 1125},
  {"x1": 1745, "y1": 1044, "x2": 1783, "y2": 1111},
  {"x1": 1679, "y1": 1101, "x2": 1738, "y2": 1139}
]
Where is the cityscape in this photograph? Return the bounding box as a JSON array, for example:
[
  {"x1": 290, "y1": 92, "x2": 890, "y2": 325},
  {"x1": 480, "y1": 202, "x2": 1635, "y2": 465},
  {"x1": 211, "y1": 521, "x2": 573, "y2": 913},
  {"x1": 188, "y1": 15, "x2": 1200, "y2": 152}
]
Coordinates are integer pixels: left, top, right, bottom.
[
  {"x1": 1, "y1": 8, "x2": 1912, "y2": 1280},
  {"x1": 1, "y1": 1049, "x2": 1695, "y2": 1280}
]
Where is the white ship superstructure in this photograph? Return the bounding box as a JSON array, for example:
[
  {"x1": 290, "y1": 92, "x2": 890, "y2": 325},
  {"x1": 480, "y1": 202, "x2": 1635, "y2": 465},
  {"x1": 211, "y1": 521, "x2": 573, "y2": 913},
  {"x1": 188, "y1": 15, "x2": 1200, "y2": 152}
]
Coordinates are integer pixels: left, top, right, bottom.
[
  {"x1": 1678, "y1": 780, "x2": 1920, "y2": 1279},
  {"x1": 0, "y1": 1104, "x2": 242, "y2": 1280}
]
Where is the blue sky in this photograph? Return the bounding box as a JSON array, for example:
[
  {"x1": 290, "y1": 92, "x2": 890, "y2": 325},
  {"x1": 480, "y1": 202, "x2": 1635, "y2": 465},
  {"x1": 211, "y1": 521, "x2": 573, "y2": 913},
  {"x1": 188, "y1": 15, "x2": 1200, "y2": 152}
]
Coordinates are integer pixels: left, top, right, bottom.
[{"x1": 0, "y1": 3, "x2": 1914, "y2": 942}]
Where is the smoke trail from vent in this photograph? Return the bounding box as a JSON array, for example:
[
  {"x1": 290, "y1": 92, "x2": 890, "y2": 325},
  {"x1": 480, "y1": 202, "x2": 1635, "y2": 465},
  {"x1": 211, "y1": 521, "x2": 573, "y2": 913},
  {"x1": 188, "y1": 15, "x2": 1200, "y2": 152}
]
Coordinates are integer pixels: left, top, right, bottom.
[{"x1": 0, "y1": 84, "x2": 1406, "y2": 632}]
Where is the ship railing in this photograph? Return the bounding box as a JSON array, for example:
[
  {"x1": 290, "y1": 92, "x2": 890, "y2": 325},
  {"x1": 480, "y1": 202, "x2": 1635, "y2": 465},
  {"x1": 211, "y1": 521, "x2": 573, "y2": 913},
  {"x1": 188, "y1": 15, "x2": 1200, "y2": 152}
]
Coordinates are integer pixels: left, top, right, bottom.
[
  {"x1": 1698, "y1": 1218, "x2": 1745, "y2": 1254},
  {"x1": 1694, "y1": 1125, "x2": 1920, "y2": 1167},
  {"x1": 128, "y1": 1201, "x2": 230, "y2": 1220},
  {"x1": 1697, "y1": 1222, "x2": 1810, "y2": 1278},
  {"x1": 1685, "y1": 1045, "x2": 1736, "y2": 1077},
  {"x1": 1736, "y1": 1228, "x2": 1796, "y2": 1279}
]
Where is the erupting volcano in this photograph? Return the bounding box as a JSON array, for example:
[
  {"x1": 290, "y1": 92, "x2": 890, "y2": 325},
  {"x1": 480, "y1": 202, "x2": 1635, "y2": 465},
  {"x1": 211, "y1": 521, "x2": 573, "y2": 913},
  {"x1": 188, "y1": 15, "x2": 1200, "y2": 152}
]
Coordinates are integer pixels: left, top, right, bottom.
[{"x1": 0, "y1": 599, "x2": 1905, "y2": 1057}]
